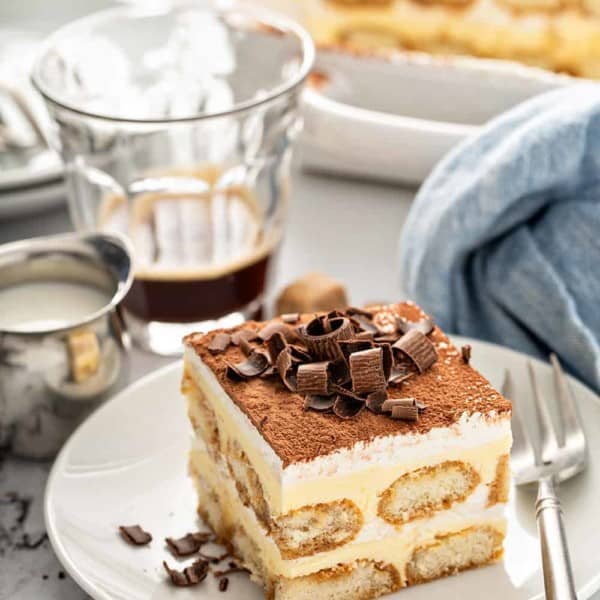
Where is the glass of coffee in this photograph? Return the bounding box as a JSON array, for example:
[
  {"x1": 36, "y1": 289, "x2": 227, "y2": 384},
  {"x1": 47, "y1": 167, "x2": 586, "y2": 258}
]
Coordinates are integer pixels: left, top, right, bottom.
[{"x1": 32, "y1": 2, "x2": 314, "y2": 354}]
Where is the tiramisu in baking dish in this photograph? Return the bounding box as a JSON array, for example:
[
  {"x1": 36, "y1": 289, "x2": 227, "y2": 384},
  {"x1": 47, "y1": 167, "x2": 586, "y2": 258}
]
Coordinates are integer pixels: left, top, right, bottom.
[
  {"x1": 304, "y1": 0, "x2": 600, "y2": 78},
  {"x1": 182, "y1": 302, "x2": 512, "y2": 599}
]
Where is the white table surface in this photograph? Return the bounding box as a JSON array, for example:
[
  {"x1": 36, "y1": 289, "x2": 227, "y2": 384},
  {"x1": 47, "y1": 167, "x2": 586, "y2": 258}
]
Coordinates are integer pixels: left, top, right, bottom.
[{"x1": 0, "y1": 163, "x2": 416, "y2": 599}]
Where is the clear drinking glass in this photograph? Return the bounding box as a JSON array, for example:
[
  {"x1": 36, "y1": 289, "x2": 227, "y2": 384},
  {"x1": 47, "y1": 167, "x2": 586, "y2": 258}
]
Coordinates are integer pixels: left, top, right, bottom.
[{"x1": 32, "y1": 1, "x2": 314, "y2": 355}]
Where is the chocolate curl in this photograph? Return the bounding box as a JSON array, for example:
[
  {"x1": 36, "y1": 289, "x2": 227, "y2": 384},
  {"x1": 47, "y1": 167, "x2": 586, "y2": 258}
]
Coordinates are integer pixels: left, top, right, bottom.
[
  {"x1": 297, "y1": 362, "x2": 330, "y2": 395},
  {"x1": 300, "y1": 316, "x2": 353, "y2": 361},
  {"x1": 258, "y1": 322, "x2": 299, "y2": 344},
  {"x1": 163, "y1": 559, "x2": 209, "y2": 587},
  {"x1": 333, "y1": 395, "x2": 365, "y2": 419},
  {"x1": 392, "y1": 330, "x2": 438, "y2": 373},
  {"x1": 165, "y1": 532, "x2": 211, "y2": 557},
  {"x1": 355, "y1": 331, "x2": 375, "y2": 341},
  {"x1": 338, "y1": 339, "x2": 374, "y2": 364},
  {"x1": 392, "y1": 404, "x2": 418, "y2": 421},
  {"x1": 266, "y1": 331, "x2": 287, "y2": 363},
  {"x1": 119, "y1": 525, "x2": 152, "y2": 546},
  {"x1": 226, "y1": 351, "x2": 270, "y2": 380},
  {"x1": 396, "y1": 316, "x2": 435, "y2": 336},
  {"x1": 380, "y1": 342, "x2": 393, "y2": 380},
  {"x1": 366, "y1": 390, "x2": 387, "y2": 414},
  {"x1": 388, "y1": 365, "x2": 415, "y2": 386},
  {"x1": 461, "y1": 344, "x2": 472, "y2": 364},
  {"x1": 275, "y1": 348, "x2": 297, "y2": 391},
  {"x1": 281, "y1": 313, "x2": 300, "y2": 324},
  {"x1": 382, "y1": 397, "x2": 417, "y2": 412},
  {"x1": 231, "y1": 329, "x2": 258, "y2": 346},
  {"x1": 208, "y1": 333, "x2": 231, "y2": 354},
  {"x1": 239, "y1": 337, "x2": 253, "y2": 357},
  {"x1": 349, "y1": 347, "x2": 387, "y2": 394},
  {"x1": 381, "y1": 397, "x2": 420, "y2": 421},
  {"x1": 304, "y1": 394, "x2": 335, "y2": 412},
  {"x1": 329, "y1": 357, "x2": 350, "y2": 385},
  {"x1": 346, "y1": 306, "x2": 374, "y2": 319},
  {"x1": 288, "y1": 345, "x2": 312, "y2": 363},
  {"x1": 351, "y1": 314, "x2": 379, "y2": 335}
]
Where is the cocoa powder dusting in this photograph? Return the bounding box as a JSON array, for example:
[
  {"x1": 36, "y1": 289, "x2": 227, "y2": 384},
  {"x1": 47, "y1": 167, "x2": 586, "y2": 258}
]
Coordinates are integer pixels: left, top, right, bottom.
[{"x1": 184, "y1": 303, "x2": 511, "y2": 466}]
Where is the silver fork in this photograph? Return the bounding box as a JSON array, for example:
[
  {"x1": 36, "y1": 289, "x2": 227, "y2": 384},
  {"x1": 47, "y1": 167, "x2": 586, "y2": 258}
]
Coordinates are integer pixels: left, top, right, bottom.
[{"x1": 504, "y1": 354, "x2": 587, "y2": 600}]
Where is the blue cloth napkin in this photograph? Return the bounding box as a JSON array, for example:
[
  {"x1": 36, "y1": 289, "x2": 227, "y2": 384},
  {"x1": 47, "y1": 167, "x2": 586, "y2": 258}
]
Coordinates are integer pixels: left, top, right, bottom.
[{"x1": 400, "y1": 84, "x2": 600, "y2": 391}]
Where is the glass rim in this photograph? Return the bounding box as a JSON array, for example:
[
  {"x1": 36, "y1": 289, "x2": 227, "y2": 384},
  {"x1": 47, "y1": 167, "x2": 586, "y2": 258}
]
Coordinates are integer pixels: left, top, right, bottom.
[{"x1": 31, "y1": 2, "x2": 315, "y2": 125}]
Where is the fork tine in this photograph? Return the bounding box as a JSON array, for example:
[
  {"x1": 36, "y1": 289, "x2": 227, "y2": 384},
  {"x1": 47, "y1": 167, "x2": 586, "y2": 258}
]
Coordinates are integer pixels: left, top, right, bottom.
[
  {"x1": 503, "y1": 369, "x2": 536, "y2": 474},
  {"x1": 528, "y1": 361, "x2": 560, "y2": 465},
  {"x1": 550, "y1": 354, "x2": 587, "y2": 456}
]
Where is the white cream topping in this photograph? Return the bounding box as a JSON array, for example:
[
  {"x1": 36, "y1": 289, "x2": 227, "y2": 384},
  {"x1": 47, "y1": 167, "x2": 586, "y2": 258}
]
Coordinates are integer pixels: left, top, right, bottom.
[{"x1": 185, "y1": 348, "x2": 511, "y2": 489}]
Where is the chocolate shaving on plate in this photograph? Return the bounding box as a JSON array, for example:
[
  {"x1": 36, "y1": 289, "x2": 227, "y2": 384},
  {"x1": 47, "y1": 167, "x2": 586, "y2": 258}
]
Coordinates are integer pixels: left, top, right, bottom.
[
  {"x1": 230, "y1": 329, "x2": 258, "y2": 346},
  {"x1": 119, "y1": 525, "x2": 152, "y2": 546},
  {"x1": 275, "y1": 348, "x2": 297, "y2": 391},
  {"x1": 366, "y1": 390, "x2": 388, "y2": 414},
  {"x1": 392, "y1": 330, "x2": 438, "y2": 373},
  {"x1": 461, "y1": 344, "x2": 472, "y2": 364},
  {"x1": 333, "y1": 394, "x2": 365, "y2": 419},
  {"x1": 296, "y1": 362, "x2": 330, "y2": 395},
  {"x1": 226, "y1": 351, "x2": 270, "y2": 380},
  {"x1": 213, "y1": 565, "x2": 251, "y2": 577},
  {"x1": 164, "y1": 559, "x2": 209, "y2": 587},
  {"x1": 349, "y1": 347, "x2": 387, "y2": 394},
  {"x1": 281, "y1": 313, "x2": 300, "y2": 324},
  {"x1": 300, "y1": 316, "x2": 353, "y2": 360},
  {"x1": 304, "y1": 394, "x2": 336, "y2": 412},
  {"x1": 208, "y1": 333, "x2": 231, "y2": 354},
  {"x1": 219, "y1": 577, "x2": 229, "y2": 592},
  {"x1": 396, "y1": 316, "x2": 435, "y2": 336},
  {"x1": 165, "y1": 532, "x2": 210, "y2": 557}
]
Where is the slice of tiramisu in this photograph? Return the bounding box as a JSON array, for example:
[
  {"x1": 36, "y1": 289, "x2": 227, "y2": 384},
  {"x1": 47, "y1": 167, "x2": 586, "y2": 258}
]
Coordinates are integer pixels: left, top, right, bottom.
[{"x1": 182, "y1": 302, "x2": 512, "y2": 599}]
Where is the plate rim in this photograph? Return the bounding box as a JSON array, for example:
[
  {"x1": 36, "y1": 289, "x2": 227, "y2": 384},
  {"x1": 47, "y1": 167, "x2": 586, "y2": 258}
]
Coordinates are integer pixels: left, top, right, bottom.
[{"x1": 44, "y1": 338, "x2": 600, "y2": 600}]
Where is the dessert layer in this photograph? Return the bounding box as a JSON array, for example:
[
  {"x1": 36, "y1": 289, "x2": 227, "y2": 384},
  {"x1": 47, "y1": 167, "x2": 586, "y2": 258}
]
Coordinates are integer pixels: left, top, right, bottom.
[
  {"x1": 184, "y1": 302, "x2": 511, "y2": 467},
  {"x1": 305, "y1": 0, "x2": 600, "y2": 78},
  {"x1": 184, "y1": 355, "x2": 511, "y2": 517},
  {"x1": 190, "y1": 442, "x2": 506, "y2": 581}
]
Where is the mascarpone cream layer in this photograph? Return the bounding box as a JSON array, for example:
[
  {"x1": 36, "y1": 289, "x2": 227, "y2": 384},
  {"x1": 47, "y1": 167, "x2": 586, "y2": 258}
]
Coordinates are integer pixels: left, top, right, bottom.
[
  {"x1": 185, "y1": 349, "x2": 512, "y2": 516},
  {"x1": 191, "y1": 444, "x2": 506, "y2": 580}
]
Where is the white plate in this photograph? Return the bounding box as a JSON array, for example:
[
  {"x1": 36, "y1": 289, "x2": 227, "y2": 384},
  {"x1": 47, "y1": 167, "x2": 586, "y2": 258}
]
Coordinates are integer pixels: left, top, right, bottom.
[{"x1": 45, "y1": 337, "x2": 600, "y2": 600}]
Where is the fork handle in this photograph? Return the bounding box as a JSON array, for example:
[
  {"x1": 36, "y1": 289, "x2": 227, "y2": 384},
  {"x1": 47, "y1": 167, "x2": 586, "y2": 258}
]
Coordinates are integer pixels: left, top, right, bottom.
[{"x1": 536, "y1": 476, "x2": 577, "y2": 600}]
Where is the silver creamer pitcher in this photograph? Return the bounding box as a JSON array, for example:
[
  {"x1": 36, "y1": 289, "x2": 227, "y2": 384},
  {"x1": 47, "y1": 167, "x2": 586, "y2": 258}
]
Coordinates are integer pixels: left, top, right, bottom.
[{"x1": 0, "y1": 232, "x2": 133, "y2": 458}]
